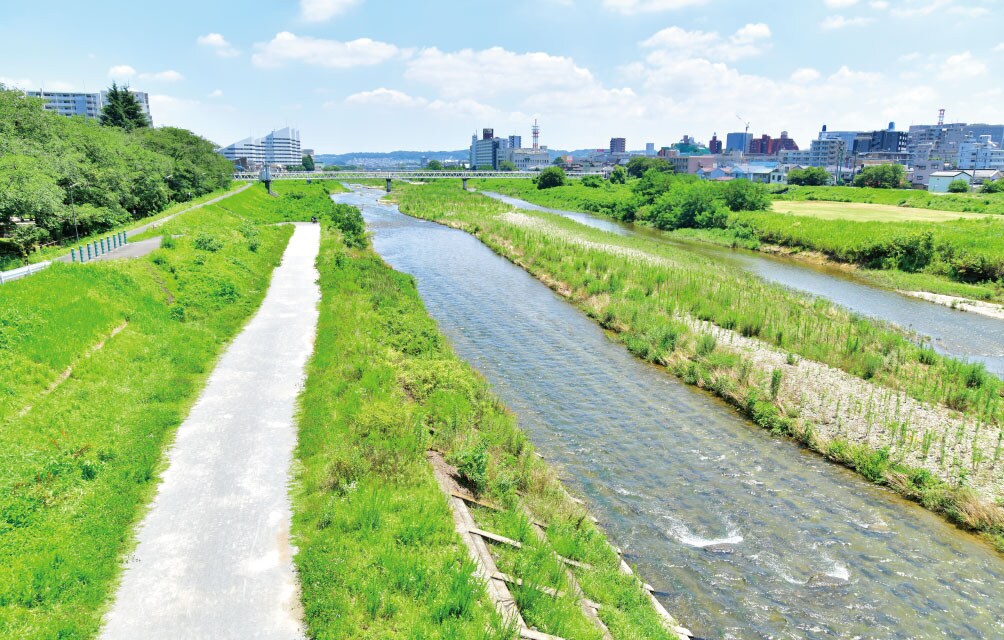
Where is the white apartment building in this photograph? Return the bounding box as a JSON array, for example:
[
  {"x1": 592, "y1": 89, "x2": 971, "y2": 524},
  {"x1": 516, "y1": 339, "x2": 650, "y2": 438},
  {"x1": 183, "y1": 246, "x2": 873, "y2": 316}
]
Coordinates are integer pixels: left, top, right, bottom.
[
  {"x1": 779, "y1": 138, "x2": 845, "y2": 167},
  {"x1": 504, "y1": 147, "x2": 550, "y2": 171},
  {"x1": 27, "y1": 89, "x2": 152, "y2": 123},
  {"x1": 957, "y1": 135, "x2": 1004, "y2": 171},
  {"x1": 218, "y1": 127, "x2": 302, "y2": 168}
]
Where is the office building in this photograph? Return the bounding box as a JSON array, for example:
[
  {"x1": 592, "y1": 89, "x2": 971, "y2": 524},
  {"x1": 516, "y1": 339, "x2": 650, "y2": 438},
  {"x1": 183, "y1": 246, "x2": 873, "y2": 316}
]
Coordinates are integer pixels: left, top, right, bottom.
[
  {"x1": 470, "y1": 128, "x2": 506, "y2": 170},
  {"x1": 725, "y1": 132, "x2": 752, "y2": 153},
  {"x1": 27, "y1": 89, "x2": 152, "y2": 123},
  {"x1": 610, "y1": 137, "x2": 626, "y2": 153},
  {"x1": 505, "y1": 148, "x2": 550, "y2": 170},
  {"x1": 958, "y1": 136, "x2": 1004, "y2": 171},
  {"x1": 708, "y1": 134, "x2": 722, "y2": 154},
  {"x1": 218, "y1": 127, "x2": 302, "y2": 168}
]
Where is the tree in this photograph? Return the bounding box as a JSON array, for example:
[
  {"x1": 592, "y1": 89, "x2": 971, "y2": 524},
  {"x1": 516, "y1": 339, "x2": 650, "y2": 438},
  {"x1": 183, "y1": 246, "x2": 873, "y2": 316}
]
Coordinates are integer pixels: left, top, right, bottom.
[
  {"x1": 631, "y1": 167, "x2": 677, "y2": 206},
  {"x1": 626, "y1": 156, "x2": 672, "y2": 178},
  {"x1": 609, "y1": 165, "x2": 628, "y2": 184},
  {"x1": 786, "y1": 167, "x2": 830, "y2": 186},
  {"x1": 537, "y1": 166, "x2": 566, "y2": 189},
  {"x1": 581, "y1": 175, "x2": 603, "y2": 188},
  {"x1": 650, "y1": 181, "x2": 725, "y2": 231},
  {"x1": 9, "y1": 224, "x2": 49, "y2": 263},
  {"x1": 947, "y1": 179, "x2": 970, "y2": 193},
  {"x1": 721, "y1": 179, "x2": 772, "y2": 212},
  {"x1": 302, "y1": 155, "x2": 315, "y2": 171},
  {"x1": 99, "y1": 83, "x2": 150, "y2": 131},
  {"x1": 552, "y1": 156, "x2": 566, "y2": 166},
  {"x1": 498, "y1": 160, "x2": 517, "y2": 172},
  {"x1": 0, "y1": 155, "x2": 64, "y2": 231},
  {"x1": 853, "y1": 164, "x2": 906, "y2": 189},
  {"x1": 979, "y1": 178, "x2": 1003, "y2": 194},
  {"x1": 426, "y1": 159, "x2": 444, "y2": 171}
]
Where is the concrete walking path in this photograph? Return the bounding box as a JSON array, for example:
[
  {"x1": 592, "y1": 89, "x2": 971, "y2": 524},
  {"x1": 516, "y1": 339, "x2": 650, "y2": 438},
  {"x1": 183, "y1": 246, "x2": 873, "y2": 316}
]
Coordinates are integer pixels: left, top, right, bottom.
[{"x1": 100, "y1": 222, "x2": 320, "y2": 640}]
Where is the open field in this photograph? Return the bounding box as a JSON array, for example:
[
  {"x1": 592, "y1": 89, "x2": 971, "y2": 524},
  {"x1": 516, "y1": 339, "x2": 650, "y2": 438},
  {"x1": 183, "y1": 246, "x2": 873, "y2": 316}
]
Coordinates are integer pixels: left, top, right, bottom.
[
  {"x1": 775, "y1": 185, "x2": 1004, "y2": 215},
  {"x1": 0, "y1": 185, "x2": 307, "y2": 638},
  {"x1": 771, "y1": 199, "x2": 992, "y2": 222},
  {"x1": 395, "y1": 181, "x2": 1004, "y2": 551},
  {"x1": 291, "y1": 192, "x2": 682, "y2": 639}
]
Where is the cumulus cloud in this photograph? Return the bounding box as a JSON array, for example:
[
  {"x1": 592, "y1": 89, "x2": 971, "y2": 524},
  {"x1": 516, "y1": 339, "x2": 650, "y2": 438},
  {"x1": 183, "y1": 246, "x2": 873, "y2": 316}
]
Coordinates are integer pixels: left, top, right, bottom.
[
  {"x1": 821, "y1": 15, "x2": 874, "y2": 28},
  {"x1": 602, "y1": 0, "x2": 708, "y2": 13},
  {"x1": 405, "y1": 47, "x2": 597, "y2": 98},
  {"x1": 641, "y1": 23, "x2": 772, "y2": 61},
  {"x1": 197, "y1": 33, "x2": 239, "y2": 57},
  {"x1": 344, "y1": 88, "x2": 427, "y2": 107},
  {"x1": 790, "y1": 67, "x2": 822, "y2": 83},
  {"x1": 939, "y1": 51, "x2": 988, "y2": 79},
  {"x1": 108, "y1": 65, "x2": 137, "y2": 78},
  {"x1": 252, "y1": 32, "x2": 403, "y2": 68},
  {"x1": 140, "y1": 70, "x2": 184, "y2": 82},
  {"x1": 300, "y1": 0, "x2": 360, "y2": 22}
]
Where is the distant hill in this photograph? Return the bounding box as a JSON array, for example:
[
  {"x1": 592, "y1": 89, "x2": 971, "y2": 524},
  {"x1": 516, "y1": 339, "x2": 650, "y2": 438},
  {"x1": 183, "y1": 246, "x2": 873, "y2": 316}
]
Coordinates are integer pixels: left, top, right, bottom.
[{"x1": 314, "y1": 150, "x2": 469, "y2": 166}]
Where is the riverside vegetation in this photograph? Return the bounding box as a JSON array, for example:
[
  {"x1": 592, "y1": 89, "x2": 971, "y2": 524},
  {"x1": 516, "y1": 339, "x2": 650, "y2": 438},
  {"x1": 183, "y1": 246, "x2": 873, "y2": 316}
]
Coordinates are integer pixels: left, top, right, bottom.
[
  {"x1": 292, "y1": 183, "x2": 681, "y2": 638},
  {"x1": 0, "y1": 87, "x2": 234, "y2": 269},
  {"x1": 394, "y1": 181, "x2": 1004, "y2": 551},
  {"x1": 0, "y1": 184, "x2": 321, "y2": 637},
  {"x1": 479, "y1": 177, "x2": 1004, "y2": 302}
]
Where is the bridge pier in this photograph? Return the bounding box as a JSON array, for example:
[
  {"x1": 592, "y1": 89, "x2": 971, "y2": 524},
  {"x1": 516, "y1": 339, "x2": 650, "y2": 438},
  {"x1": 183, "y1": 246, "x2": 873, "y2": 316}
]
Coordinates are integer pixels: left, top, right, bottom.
[
  {"x1": 462, "y1": 178, "x2": 468, "y2": 191},
  {"x1": 385, "y1": 178, "x2": 392, "y2": 193}
]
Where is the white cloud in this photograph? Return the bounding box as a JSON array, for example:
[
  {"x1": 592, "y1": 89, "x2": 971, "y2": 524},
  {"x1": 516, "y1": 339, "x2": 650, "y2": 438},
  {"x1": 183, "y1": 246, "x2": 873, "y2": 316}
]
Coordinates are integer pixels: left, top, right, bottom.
[
  {"x1": 108, "y1": 65, "x2": 137, "y2": 78},
  {"x1": 602, "y1": 0, "x2": 708, "y2": 14},
  {"x1": 641, "y1": 23, "x2": 772, "y2": 61},
  {"x1": 344, "y1": 88, "x2": 427, "y2": 107},
  {"x1": 252, "y1": 32, "x2": 403, "y2": 68},
  {"x1": 824, "y1": 0, "x2": 859, "y2": 7},
  {"x1": 140, "y1": 70, "x2": 184, "y2": 82},
  {"x1": 898, "y1": 51, "x2": 922, "y2": 62},
  {"x1": 405, "y1": 47, "x2": 597, "y2": 98},
  {"x1": 939, "y1": 51, "x2": 988, "y2": 79},
  {"x1": 0, "y1": 76, "x2": 32, "y2": 88},
  {"x1": 994, "y1": 42, "x2": 1004, "y2": 53},
  {"x1": 889, "y1": 0, "x2": 952, "y2": 17},
  {"x1": 790, "y1": 67, "x2": 822, "y2": 83},
  {"x1": 197, "y1": 33, "x2": 239, "y2": 57},
  {"x1": 209, "y1": 89, "x2": 224, "y2": 98},
  {"x1": 869, "y1": 0, "x2": 889, "y2": 7},
  {"x1": 821, "y1": 15, "x2": 874, "y2": 28},
  {"x1": 300, "y1": 0, "x2": 360, "y2": 22}
]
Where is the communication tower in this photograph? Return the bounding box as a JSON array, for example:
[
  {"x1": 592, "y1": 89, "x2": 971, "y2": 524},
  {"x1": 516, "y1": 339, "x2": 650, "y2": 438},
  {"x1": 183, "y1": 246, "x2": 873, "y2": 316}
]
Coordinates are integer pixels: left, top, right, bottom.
[{"x1": 532, "y1": 119, "x2": 540, "y2": 150}]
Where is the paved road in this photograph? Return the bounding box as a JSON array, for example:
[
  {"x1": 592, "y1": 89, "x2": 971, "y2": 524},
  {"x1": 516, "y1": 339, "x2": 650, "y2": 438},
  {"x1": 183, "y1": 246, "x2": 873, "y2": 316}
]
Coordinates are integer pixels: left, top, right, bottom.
[
  {"x1": 101, "y1": 222, "x2": 320, "y2": 640},
  {"x1": 89, "y1": 237, "x2": 164, "y2": 262}
]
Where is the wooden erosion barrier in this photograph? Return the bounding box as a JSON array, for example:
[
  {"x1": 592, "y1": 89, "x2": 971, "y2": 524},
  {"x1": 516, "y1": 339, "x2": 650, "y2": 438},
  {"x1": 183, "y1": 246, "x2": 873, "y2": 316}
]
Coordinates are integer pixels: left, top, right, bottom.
[{"x1": 426, "y1": 451, "x2": 693, "y2": 640}]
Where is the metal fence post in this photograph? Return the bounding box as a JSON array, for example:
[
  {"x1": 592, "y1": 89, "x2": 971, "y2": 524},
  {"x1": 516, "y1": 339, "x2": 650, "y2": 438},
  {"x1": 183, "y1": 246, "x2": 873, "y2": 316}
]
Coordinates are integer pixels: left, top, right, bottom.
[
  {"x1": 86, "y1": 244, "x2": 92, "y2": 260},
  {"x1": 121, "y1": 231, "x2": 127, "y2": 244},
  {"x1": 71, "y1": 248, "x2": 77, "y2": 262}
]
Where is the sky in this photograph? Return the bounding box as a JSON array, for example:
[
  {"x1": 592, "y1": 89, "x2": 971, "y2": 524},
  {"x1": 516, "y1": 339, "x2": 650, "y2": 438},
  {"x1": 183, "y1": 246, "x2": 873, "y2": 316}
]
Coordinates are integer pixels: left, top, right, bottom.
[{"x1": 2, "y1": 0, "x2": 1002, "y2": 153}]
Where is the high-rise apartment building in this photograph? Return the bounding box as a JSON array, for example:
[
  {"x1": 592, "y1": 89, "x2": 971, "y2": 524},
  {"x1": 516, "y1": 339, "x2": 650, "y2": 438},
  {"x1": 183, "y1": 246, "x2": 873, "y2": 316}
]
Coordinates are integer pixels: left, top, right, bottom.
[
  {"x1": 218, "y1": 127, "x2": 302, "y2": 168},
  {"x1": 610, "y1": 137, "x2": 626, "y2": 153},
  {"x1": 27, "y1": 89, "x2": 152, "y2": 123},
  {"x1": 708, "y1": 134, "x2": 722, "y2": 154},
  {"x1": 725, "y1": 132, "x2": 752, "y2": 153}
]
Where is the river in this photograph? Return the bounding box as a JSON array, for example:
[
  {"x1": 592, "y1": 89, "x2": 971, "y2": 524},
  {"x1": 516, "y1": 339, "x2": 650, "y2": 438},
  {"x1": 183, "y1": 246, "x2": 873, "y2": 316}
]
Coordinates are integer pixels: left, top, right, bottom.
[
  {"x1": 482, "y1": 191, "x2": 1004, "y2": 377},
  {"x1": 336, "y1": 185, "x2": 1004, "y2": 640}
]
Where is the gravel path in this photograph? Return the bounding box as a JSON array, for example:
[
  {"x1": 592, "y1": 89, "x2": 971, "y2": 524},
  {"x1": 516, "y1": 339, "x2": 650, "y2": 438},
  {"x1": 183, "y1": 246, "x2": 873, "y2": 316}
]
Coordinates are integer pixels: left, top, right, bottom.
[{"x1": 100, "y1": 222, "x2": 320, "y2": 640}]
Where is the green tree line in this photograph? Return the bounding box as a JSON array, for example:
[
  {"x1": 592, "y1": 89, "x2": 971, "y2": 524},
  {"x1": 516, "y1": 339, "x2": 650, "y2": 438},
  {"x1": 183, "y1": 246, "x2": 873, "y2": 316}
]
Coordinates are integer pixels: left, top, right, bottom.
[{"x1": 0, "y1": 86, "x2": 234, "y2": 259}]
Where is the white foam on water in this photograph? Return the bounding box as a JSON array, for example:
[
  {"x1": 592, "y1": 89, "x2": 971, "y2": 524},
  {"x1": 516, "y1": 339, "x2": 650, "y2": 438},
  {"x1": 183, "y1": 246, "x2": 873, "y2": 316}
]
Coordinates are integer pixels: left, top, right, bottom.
[
  {"x1": 670, "y1": 523, "x2": 743, "y2": 548},
  {"x1": 825, "y1": 562, "x2": 850, "y2": 581}
]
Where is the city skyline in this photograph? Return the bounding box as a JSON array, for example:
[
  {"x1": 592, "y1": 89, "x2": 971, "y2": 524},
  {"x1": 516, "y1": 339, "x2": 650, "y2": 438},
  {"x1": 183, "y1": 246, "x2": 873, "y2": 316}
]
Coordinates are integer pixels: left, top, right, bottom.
[{"x1": 2, "y1": 0, "x2": 1003, "y2": 152}]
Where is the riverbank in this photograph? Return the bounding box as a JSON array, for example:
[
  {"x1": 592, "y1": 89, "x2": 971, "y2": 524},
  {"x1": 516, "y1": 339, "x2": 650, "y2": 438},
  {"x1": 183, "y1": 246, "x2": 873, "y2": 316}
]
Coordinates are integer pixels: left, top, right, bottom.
[
  {"x1": 0, "y1": 185, "x2": 298, "y2": 638},
  {"x1": 291, "y1": 193, "x2": 685, "y2": 638},
  {"x1": 477, "y1": 179, "x2": 1004, "y2": 304},
  {"x1": 394, "y1": 182, "x2": 1004, "y2": 552}
]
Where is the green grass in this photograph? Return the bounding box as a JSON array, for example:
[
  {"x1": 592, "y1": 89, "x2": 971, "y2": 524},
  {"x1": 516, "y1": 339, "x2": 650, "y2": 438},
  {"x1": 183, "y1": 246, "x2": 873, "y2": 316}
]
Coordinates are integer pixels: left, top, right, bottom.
[
  {"x1": 1, "y1": 183, "x2": 244, "y2": 271},
  {"x1": 291, "y1": 202, "x2": 679, "y2": 638},
  {"x1": 0, "y1": 188, "x2": 298, "y2": 638},
  {"x1": 771, "y1": 199, "x2": 992, "y2": 222},
  {"x1": 392, "y1": 181, "x2": 1004, "y2": 550},
  {"x1": 775, "y1": 184, "x2": 1004, "y2": 215}
]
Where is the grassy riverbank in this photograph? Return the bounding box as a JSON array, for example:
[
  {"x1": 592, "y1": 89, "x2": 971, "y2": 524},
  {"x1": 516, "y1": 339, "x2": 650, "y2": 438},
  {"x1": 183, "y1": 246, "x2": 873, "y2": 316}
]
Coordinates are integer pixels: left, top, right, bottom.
[
  {"x1": 478, "y1": 179, "x2": 1004, "y2": 301},
  {"x1": 395, "y1": 182, "x2": 1004, "y2": 551},
  {"x1": 291, "y1": 192, "x2": 681, "y2": 638},
  {"x1": 0, "y1": 186, "x2": 298, "y2": 637}
]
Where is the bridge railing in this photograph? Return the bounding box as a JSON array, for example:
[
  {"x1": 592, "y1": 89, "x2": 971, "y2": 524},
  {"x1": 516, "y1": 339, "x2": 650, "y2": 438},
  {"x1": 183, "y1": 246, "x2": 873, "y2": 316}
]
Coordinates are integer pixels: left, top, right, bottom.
[{"x1": 233, "y1": 170, "x2": 607, "y2": 181}]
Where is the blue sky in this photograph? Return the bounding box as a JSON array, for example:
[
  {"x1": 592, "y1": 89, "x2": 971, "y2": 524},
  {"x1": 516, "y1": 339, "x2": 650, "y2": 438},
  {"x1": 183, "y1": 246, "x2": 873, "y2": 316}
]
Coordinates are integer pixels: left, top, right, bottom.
[{"x1": 2, "y1": 0, "x2": 1001, "y2": 153}]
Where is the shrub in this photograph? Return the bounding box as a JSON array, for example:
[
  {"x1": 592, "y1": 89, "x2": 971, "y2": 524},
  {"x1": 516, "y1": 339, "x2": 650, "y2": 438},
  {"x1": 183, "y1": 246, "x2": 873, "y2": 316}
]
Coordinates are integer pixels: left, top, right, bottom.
[
  {"x1": 192, "y1": 233, "x2": 223, "y2": 252},
  {"x1": 536, "y1": 166, "x2": 566, "y2": 190},
  {"x1": 947, "y1": 179, "x2": 970, "y2": 193}
]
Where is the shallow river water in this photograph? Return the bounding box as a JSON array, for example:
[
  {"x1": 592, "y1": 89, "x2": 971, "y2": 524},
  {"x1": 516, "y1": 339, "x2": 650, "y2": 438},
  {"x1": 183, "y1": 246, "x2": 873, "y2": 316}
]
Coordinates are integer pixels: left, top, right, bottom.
[
  {"x1": 483, "y1": 191, "x2": 1004, "y2": 377},
  {"x1": 337, "y1": 186, "x2": 1004, "y2": 640}
]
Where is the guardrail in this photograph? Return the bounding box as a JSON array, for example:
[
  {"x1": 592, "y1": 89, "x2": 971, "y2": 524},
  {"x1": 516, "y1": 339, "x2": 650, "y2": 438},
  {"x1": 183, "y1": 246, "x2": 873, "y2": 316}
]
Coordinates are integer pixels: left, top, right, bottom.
[{"x1": 0, "y1": 231, "x2": 129, "y2": 286}]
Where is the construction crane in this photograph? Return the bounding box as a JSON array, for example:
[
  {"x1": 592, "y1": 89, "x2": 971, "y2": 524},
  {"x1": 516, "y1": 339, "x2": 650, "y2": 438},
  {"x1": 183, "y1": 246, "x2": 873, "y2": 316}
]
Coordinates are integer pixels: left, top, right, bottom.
[{"x1": 736, "y1": 114, "x2": 751, "y2": 155}]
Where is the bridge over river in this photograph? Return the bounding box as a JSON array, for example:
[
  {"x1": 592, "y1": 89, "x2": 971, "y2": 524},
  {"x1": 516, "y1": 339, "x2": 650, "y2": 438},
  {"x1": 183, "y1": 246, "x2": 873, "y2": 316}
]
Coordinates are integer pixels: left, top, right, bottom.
[{"x1": 233, "y1": 170, "x2": 606, "y2": 191}]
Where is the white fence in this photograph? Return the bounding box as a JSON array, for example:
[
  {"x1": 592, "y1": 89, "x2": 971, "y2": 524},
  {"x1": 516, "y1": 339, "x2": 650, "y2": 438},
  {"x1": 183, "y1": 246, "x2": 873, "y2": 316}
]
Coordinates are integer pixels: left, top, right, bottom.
[{"x1": 0, "y1": 261, "x2": 53, "y2": 285}]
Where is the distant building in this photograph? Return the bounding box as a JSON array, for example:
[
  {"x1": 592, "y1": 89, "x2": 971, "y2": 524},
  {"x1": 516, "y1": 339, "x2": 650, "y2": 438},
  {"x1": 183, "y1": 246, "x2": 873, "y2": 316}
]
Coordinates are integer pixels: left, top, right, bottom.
[
  {"x1": 928, "y1": 169, "x2": 1003, "y2": 193},
  {"x1": 780, "y1": 137, "x2": 845, "y2": 167},
  {"x1": 709, "y1": 134, "x2": 722, "y2": 154},
  {"x1": 218, "y1": 127, "x2": 302, "y2": 168},
  {"x1": 505, "y1": 147, "x2": 550, "y2": 170},
  {"x1": 725, "y1": 132, "x2": 752, "y2": 153},
  {"x1": 645, "y1": 142, "x2": 656, "y2": 156},
  {"x1": 610, "y1": 137, "x2": 626, "y2": 153},
  {"x1": 508, "y1": 135, "x2": 522, "y2": 150},
  {"x1": 27, "y1": 88, "x2": 151, "y2": 123},
  {"x1": 957, "y1": 135, "x2": 1004, "y2": 170}
]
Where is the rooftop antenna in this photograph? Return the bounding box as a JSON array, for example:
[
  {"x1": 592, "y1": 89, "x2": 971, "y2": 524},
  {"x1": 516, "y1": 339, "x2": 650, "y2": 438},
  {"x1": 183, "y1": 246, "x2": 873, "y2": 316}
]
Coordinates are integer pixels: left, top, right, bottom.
[
  {"x1": 532, "y1": 119, "x2": 540, "y2": 150},
  {"x1": 736, "y1": 114, "x2": 751, "y2": 155},
  {"x1": 938, "y1": 108, "x2": 945, "y2": 126}
]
